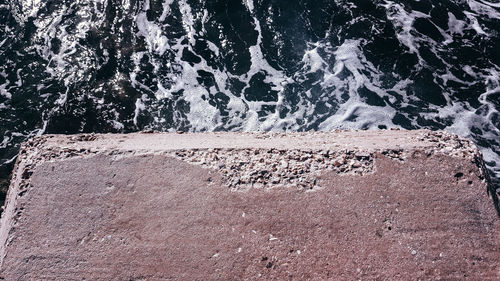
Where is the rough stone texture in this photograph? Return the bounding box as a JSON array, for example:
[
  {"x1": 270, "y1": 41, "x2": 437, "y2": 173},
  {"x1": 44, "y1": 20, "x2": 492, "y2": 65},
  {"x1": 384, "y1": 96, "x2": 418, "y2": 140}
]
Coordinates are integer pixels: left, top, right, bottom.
[{"x1": 0, "y1": 130, "x2": 498, "y2": 280}]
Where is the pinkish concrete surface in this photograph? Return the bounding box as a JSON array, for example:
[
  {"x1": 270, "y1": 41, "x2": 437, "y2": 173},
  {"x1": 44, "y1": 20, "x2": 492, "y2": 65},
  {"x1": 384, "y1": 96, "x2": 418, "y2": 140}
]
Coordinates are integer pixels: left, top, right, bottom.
[{"x1": 0, "y1": 130, "x2": 498, "y2": 280}]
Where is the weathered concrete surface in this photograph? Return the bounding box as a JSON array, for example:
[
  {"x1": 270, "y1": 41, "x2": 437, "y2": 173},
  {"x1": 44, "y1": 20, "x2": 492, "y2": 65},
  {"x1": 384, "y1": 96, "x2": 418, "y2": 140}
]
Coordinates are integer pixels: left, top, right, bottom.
[{"x1": 0, "y1": 130, "x2": 498, "y2": 280}]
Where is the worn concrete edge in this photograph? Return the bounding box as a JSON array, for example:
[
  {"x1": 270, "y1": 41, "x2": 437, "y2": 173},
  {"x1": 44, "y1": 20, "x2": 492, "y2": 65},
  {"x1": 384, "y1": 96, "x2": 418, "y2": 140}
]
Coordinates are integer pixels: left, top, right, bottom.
[{"x1": 0, "y1": 129, "x2": 495, "y2": 267}]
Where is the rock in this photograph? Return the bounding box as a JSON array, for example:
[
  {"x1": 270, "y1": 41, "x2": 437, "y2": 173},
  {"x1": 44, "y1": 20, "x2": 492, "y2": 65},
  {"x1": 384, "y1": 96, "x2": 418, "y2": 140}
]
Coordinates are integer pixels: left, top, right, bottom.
[
  {"x1": 355, "y1": 152, "x2": 371, "y2": 159},
  {"x1": 0, "y1": 130, "x2": 498, "y2": 280}
]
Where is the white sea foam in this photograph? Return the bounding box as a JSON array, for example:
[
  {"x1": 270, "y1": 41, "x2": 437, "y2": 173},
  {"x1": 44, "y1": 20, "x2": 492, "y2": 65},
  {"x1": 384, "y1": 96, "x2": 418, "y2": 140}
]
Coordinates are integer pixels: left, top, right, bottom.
[
  {"x1": 178, "y1": 0, "x2": 197, "y2": 45},
  {"x1": 382, "y1": 1, "x2": 427, "y2": 56},
  {"x1": 302, "y1": 46, "x2": 326, "y2": 74},
  {"x1": 0, "y1": 72, "x2": 10, "y2": 99},
  {"x1": 245, "y1": 0, "x2": 255, "y2": 13},
  {"x1": 468, "y1": 0, "x2": 500, "y2": 19},
  {"x1": 448, "y1": 12, "x2": 466, "y2": 36},
  {"x1": 136, "y1": 12, "x2": 170, "y2": 55},
  {"x1": 133, "y1": 98, "x2": 146, "y2": 126},
  {"x1": 159, "y1": 0, "x2": 175, "y2": 21},
  {"x1": 464, "y1": 11, "x2": 487, "y2": 35}
]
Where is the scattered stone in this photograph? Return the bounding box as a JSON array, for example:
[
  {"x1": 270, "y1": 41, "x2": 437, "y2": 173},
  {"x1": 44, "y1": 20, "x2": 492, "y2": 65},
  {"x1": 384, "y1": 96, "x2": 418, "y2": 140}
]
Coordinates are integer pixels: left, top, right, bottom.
[{"x1": 167, "y1": 148, "x2": 375, "y2": 190}]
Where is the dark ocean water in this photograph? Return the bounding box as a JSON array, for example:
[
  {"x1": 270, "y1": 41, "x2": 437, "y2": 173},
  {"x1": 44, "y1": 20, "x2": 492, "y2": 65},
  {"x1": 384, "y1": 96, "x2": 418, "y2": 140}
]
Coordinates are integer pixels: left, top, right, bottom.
[{"x1": 0, "y1": 0, "x2": 499, "y2": 198}]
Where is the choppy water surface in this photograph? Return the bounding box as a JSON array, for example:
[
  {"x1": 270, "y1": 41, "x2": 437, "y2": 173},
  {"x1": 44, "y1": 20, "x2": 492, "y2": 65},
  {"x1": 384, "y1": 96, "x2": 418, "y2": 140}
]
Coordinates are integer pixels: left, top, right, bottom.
[{"x1": 0, "y1": 0, "x2": 499, "y2": 194}]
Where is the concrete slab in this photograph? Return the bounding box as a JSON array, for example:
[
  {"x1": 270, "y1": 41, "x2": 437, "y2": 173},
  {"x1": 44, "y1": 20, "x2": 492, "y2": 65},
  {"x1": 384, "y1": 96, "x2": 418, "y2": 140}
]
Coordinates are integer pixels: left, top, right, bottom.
[{"x1": 0, "y1": 130, "x2": 498, "y2": 280}]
